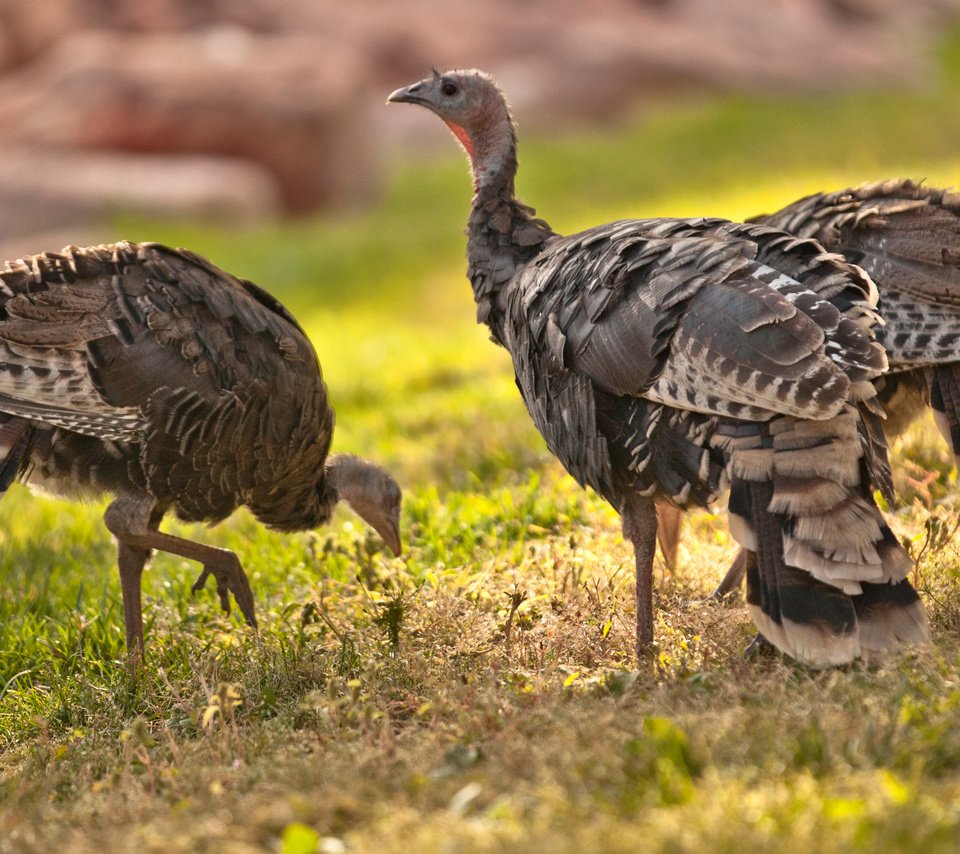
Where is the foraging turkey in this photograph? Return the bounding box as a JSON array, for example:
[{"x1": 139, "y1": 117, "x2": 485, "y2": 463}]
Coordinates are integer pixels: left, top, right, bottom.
[
  {"x1": 389, "y1": 69, "x2": 929, "y2": 665},
  {"x1": 0, "y1": 242, "x2": 402, "y2": 657},
  {"x1": 656, "y1": 179, "x2": 960, "y2": 602}
]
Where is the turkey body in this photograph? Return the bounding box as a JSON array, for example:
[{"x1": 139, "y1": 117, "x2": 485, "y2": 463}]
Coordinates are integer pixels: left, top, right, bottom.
[
  {"x1": 500, "y1": 216, "x2": 917, "y2": 665},
  {"x1": 390, "y1": 69, "x2": 929, "y2": 665},
  {"x1": 697, "y1": 179, "x2": 960, "y2": 602},
  {"x1": 0, "y1": 241, "x2": 401, "y2": 657}
]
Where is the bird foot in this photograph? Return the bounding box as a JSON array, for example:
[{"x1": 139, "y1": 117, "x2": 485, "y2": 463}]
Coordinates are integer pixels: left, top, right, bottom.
[
  {"x1": 191, "y1": 554, "x2": 258, "y2": 629},
  {"x1": 705, "y1": 583, "x2": 740, "y2": 603},
  {"x1": 706, "y1": 550, "x2": 748, "y2": 603},
  {"x1": 743, "y1": 632, "x2": 775, "y2": 659}
]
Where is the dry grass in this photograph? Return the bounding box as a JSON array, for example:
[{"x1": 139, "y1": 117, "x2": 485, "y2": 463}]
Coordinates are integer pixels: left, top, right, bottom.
[{"x1": 2, "y1": 447, "x2": 960, "y2": 853}]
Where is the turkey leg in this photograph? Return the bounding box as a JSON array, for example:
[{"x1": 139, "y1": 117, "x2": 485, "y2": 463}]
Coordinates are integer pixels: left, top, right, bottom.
[
  {"x1": 104, "y1": 493, "x2": 258, "y2": 655},
  {"x1": 117, "y1": 541, "x2": 151, "y2": 657},
  {"x1": 654, "y1": 502, "x2": 683, "y2": 571},
  {"x1": 622, "y1": 496, "x2": 658, "y2": 657},
  {"x1": 708, "y1": 548, "x2": 749, "y2": 600}
]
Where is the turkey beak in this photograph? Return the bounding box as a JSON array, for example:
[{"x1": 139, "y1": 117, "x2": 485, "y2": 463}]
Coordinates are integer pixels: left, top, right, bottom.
[
  {"x1": 378, "y1": 516, "x2": 402, "y2": 557},
  {"x1": 387, "y1": 81, "x2": 433, "y2": 108}
]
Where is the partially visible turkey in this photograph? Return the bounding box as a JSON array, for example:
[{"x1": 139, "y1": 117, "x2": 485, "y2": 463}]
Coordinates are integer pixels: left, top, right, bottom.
[
  {"x1": 389, "y1": 68, "x2": 929, "y2": 665},
  {"x1": 659, "y1": 180, "x2": 960, "y2": 603},
  {"x1": 0, "y1": 242, "x2": 402, "y2": 658}
]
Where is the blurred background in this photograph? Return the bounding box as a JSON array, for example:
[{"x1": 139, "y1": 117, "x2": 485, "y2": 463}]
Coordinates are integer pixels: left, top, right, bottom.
[{"x1": 0, "y1": 0, "x2": 958, "y2": 258}]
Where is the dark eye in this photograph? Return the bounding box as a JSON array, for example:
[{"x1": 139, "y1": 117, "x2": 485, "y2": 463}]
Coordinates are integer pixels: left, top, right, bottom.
[{"x1": 440, "y1": 79, "x2": 459, "y2": 97}]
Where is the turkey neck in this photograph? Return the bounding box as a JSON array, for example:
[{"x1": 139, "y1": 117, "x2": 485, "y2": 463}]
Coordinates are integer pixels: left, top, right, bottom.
[{"x1": 464, "y1": 110, "x2": 555, "y2": 346}]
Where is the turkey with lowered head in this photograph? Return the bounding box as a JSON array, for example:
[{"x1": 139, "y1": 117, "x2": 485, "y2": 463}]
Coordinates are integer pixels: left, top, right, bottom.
[{"x1": 0, "y1": 242, "x2": 402, "y2": 659}]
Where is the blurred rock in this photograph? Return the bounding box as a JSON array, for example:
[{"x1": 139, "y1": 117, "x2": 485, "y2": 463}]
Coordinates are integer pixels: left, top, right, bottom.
[
  {"x1": 0, "y1": 27, "x2": 376, "y2": 212},
  {"x1": 0, "y1": 0, "x2": 283, "y2": 72},
  {"x1": 263, "y1": 0, "x2": 955, "y2": 116},
  {"x1": 0, "y1": 0, "x2": 83, "y2": 71},
  {"x1": 0, "y1": 147, "x2": 280, "y2": 241},
  {"x1": 0, "y1": 0, "x2": 956, "y2": 249}
]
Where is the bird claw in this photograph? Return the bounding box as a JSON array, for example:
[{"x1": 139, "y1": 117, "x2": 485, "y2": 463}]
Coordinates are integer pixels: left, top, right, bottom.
[
  {"x1": 191, "y1": 559, "x2": 258, "y2": 630},
  {"x1": 706, "y1": 550, "x2": 748, "y2": 603},
  {"x1": 705, "y1": 584, "x2": 739, "y2": 603},
  {"x1": 743, "y1": 632, "x2": 775, "y2": 659}
]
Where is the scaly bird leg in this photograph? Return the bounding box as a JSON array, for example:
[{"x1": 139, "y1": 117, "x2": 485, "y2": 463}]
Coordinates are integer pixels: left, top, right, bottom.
[
  {"x1": 104, "y1": 494, "x2": 258, "y2": 646},
  {"x1": 622, "y1": 496, "x2": 658, "y2": 657},
  {"x1": 117, "y1": 541, "x2": 151, "y2": 661},
  {"x1": 654, "y1": 502, "x2": 683, "y2": 572},
  {"x1": 744, "y1": 631, "x2": 775, "y2": 658},
  {"x1": 708, "y1": 548, "x2": 749, "y2": 601}
]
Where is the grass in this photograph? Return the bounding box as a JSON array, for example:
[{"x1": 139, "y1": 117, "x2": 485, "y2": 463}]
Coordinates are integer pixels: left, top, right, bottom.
[{"x1": 4, "y1": 32, "x2": 960, "y2": 853}]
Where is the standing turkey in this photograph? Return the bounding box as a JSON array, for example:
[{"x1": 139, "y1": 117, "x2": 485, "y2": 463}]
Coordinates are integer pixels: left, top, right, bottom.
[
  {"x1": 0, "y1": 242, "x2": 402, "y2": 658},
  {"x1": 656, "y1": 180, "x2": 960, "y2": 601},
  {"x1": 389, "y1": 68, "x2": 929, "y2": 665}
]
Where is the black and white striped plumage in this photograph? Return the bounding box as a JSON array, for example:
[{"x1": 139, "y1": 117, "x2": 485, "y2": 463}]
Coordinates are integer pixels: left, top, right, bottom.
[
  {"x1": 697, "y1": 180, "x2": 960, "y2": 623},
  {"x1": 0, "y1": 242, "x2": 402, "y2": 657},
  {"x1": 755, "y1": 179, "x2": 960, "y2": 446},
  {"x1": 389, "y1": 69, "x2": 928, "y2": 665}
]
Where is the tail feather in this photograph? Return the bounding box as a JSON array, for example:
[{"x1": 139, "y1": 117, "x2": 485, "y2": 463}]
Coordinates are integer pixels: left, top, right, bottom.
[
  {"x1": 720, "y1": 406, "x2": 927, "y2": 667},
  {"x1": 770, "y1": 407, "x2": 910, "y2": 588},
  {"x1": 858, "y1": 402, "x2": 896, "y2": 505},
  {"x1": 853, "y1": 579, "x2": 930, "y2": 660},
  {"x1": 743, "y1": 479, "x2": 860, "y2": 665},
  {"x1": 766, "y1": 442, "x2": 861, "y2": 486},
  {"x1": 767, "y1": 476, "x2": 854, "y2": 516},
  {"x1": 724, "y1": 369, "x2": 920, "y2": 610}
]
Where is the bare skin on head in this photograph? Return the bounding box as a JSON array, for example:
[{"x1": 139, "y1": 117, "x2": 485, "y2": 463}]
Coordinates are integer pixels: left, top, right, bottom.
[{"x1": 326, "y1": 453, "x2": 403, "y2": 558}]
